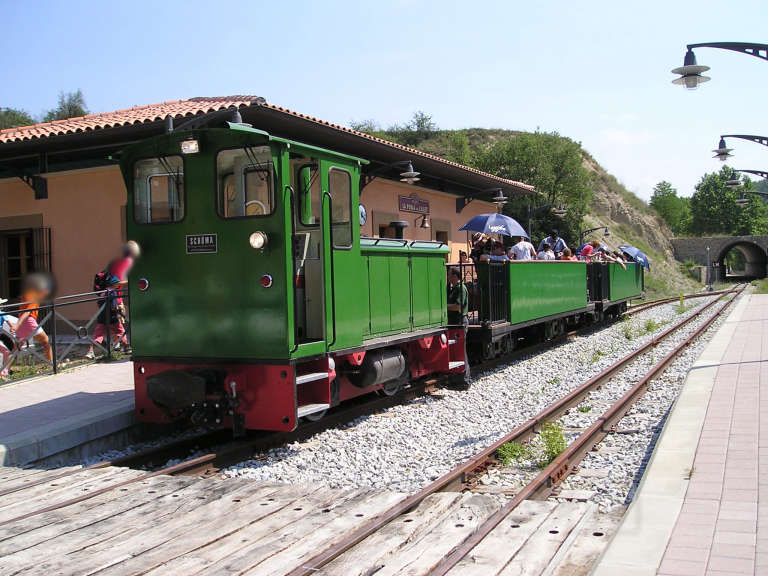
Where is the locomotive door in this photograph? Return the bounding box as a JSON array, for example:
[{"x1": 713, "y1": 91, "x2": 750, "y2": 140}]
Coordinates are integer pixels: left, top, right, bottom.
[
  {"x1": 291, "y1": 159, "x2": 325, "y2": 345},
  {"x1": 320, "y1": 161, "x2": 362, "y2": 352}
]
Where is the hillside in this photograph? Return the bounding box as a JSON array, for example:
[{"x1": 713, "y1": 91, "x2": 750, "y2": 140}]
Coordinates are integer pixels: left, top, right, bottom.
[{"x1": 372, "y1": 126, "x2": 701, "y2": 299}]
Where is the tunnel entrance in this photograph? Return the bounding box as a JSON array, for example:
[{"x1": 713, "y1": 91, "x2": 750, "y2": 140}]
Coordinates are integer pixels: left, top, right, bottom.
[{"x1": 717, "y1": 241, "x2": 767, "y2": 280}]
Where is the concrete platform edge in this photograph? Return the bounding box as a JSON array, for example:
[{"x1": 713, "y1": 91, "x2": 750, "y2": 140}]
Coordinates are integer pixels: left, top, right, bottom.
[
  {"x1": 591, "y1": 291, "x2": 749, "y2": 576},
  {"x1": 0, "y1": 399, "x2": 135, "y2": 467}
]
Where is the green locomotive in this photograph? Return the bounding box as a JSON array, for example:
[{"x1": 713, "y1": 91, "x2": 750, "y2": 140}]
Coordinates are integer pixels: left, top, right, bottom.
[{"x1": 122, "y1": 122, "x2": 465, "y2": 434}]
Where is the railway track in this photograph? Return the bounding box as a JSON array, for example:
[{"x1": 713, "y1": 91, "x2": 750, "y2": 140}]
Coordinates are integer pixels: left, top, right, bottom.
[
  {"x1": 284, "y1": 284, "x2": 744, "y2": 576},
  {"x1": 624, "y1": 287, "x2": 733, "y2": 316},
  {"x1": 0, "y1": 287, "x2": 735, "y2": 510},
  {"x1": 0, "y1": 287, "x2": 743, "y2": 575}
]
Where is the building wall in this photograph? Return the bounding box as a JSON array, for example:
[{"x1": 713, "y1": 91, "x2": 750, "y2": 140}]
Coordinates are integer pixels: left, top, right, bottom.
[
  {"x1": 0, "y1": 167, "x2": 495, "y2": 302},
  {"x1": 0, "y1": 166, "x2": 126, "y2": 299},
  {"x1": 361, "y1": 178, "x2": 495, "y2": 261}
]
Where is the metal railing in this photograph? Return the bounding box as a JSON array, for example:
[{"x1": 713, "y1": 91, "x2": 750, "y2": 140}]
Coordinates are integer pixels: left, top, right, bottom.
[
  {"x1": 447, "y1": 261, "x2": 509, "y2": 325},
  {"x1": 0, "y1": 288, "x2": 129, "y2": 384}
]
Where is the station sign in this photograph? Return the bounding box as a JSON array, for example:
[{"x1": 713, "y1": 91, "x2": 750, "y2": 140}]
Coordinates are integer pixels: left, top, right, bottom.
[{"x1": 398, "y1": 194, "x2": 430, "y2": 215}]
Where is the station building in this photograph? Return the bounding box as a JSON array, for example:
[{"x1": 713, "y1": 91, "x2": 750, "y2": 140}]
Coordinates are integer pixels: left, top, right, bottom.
[{"x1": 0, "y1": 96, "x2": 533, "y2": 301}]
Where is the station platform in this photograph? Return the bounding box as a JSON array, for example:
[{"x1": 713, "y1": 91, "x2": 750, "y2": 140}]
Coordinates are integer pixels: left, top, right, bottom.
[
  {"x1": 0, "y1": 361, "x2": 134, "y2": 467},
  {"x1": 594, "y1": 291, "x2": 767, "y2": 576}
]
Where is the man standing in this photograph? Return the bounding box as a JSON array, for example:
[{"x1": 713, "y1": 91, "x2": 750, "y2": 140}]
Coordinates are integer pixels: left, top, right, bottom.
[
  {"x1": 509, "y1": 236, "x2": 537, "y2": 261},
  {"x1": 539, "y1": 230, "x2": 568, "y2": 257},
  {"x1": 447, "y1": 267, "x2": 470, "y2": 387}
]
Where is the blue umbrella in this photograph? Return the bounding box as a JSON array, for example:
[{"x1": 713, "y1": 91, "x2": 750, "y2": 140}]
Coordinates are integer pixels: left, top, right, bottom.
[
  {"x1": 459, "y1": 213, "x2": 529, "y2": 238},
  {"x1": 619, "y1": 245, "x2": 650, "y2": 270}
]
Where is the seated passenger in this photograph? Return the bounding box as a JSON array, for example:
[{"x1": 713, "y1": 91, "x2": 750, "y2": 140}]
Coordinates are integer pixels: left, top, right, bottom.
[
  {"x1": 537, "y1": 243, "x2": 556, "y2": 260},
  {"x1": 560, "y1": 247, "x2": 578, "y2": 261},
  {"x1": 580, "y1": 240, "x2": 600, "y2": 259},
  {"x1": 480, "y1": 242, "x2": 510, "y2": 262},
  {"x1": 508, "y1": 236, "x2": 536, "y2": 261},
  {"x1": 538, "y1": 229, "x2": 568, "y2": 258}
]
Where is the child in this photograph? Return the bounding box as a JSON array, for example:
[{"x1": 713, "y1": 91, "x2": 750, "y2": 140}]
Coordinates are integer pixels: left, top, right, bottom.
[{"x1": 9, "y1": 274, "x2": 53, "y2": 364}]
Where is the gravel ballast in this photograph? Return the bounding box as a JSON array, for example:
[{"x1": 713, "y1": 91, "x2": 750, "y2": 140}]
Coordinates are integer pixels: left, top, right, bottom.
[{"x1": 226, "y1": 293, "x2": 737, "y2": 495}]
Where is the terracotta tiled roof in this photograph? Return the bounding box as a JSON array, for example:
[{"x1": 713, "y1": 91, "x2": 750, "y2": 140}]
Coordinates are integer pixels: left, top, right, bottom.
[
  {"x1": 0, "y1": 96, "x2": 263, "y2": 144},
  {"x1": 0, "y1": 95, "x2": 534, "y2": 192}
]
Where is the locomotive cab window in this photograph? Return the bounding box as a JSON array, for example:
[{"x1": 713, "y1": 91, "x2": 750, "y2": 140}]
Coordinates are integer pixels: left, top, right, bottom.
[
  {"x1": 329, "y1": 167, "x2": 352, "y2": 248},
  {"x1": 133, "y1": 156, "x2": 185, "y2": 224},
  {"x1": 216, "y1": 147, "x2": 275, "y2": 218}
]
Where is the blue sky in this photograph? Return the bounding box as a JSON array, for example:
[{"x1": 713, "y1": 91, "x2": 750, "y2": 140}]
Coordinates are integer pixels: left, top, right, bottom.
[{"x1": 1, "y1": 0, "x2": 766, "y2": 199}]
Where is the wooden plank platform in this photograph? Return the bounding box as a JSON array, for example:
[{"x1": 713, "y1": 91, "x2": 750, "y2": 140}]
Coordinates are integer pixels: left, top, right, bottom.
[{"x1": 0, "y1": 466, "x2": 612, "y2": 575}]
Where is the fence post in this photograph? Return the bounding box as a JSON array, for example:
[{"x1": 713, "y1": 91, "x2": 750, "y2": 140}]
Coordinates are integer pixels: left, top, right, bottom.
[
  {"x1": 105, "y1": 291, "x2": 112, "y2": 360},
  {"x1": 51, "y1": 299, "x2": 58, "y2": 373}
]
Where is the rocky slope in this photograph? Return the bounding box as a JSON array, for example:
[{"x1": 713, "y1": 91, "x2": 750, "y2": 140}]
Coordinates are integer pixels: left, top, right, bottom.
[{"x1": 581, "y1": 154, "x2": 700, "y2": 297}]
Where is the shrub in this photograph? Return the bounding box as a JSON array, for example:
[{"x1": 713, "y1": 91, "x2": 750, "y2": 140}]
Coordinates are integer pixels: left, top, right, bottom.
[
  {"x1": 539, "y1": 422, "x2": 567, "y2": 466},
  {"x1": 497, "y1": 441, "x2": 532, "y2": 465}
]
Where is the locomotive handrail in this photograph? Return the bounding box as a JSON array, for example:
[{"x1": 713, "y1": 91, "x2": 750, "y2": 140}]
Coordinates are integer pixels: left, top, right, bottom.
[
  {"x1": 322, "y1": 190, "x2": 337, "y2": 347},
  {"x1": 286, "y1": 185, "x2": 300, "y2": 354}
]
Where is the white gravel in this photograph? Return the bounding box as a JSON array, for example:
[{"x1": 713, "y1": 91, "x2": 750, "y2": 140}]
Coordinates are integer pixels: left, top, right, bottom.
[{"x1": 225, "y1": 293, "x2": 734, "y2": 494}]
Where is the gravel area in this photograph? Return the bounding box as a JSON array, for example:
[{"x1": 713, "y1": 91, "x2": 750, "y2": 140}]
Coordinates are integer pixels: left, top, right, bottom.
[
  {"x1": 225, "y1": 293, "x2": 734, "y2": 493},
  {"x1": 480, "y1": 291, "x2": 741, "y2": 511}
]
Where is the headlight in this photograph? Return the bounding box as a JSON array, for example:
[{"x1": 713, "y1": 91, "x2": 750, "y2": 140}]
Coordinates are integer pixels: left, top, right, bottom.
[
  {"x1": 249, "y1": 231, "x2": 268, "y2": 249},
  {"x1": 180, "y1": 139, "x2": 199, "y2": 154}
]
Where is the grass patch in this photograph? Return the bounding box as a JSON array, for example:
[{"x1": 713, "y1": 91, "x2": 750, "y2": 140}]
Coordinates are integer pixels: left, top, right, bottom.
[
  {"x1": 590, "y1": 350, "x2": 607, "y2": 364},
  {"x1": 753, "y1": 279, "x2": 768, "y2": 294},
  {"x1": 539, "y1": 422, "x2": 567, "y2": 466},
  {"x1": 643, "y1": 318, "x2": 660, "y2": 334},
  {"x1": 621, "y1": 321, "x2": 634, "y2": 340},
  {"x1": 497, "y1": 441, "x2": 532, "y2": 465},
  {"x1": 577, "y1": 405, "x2": 592, "y2": 413},
  {"x1": 547, "y1": 377, "x2": 561, "y2": 386}
]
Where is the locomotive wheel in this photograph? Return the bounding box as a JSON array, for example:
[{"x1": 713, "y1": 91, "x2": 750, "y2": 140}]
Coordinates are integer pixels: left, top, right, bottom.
[
  {"x1": 378, "y1": 380, "x2": 403, "y2": 397},
  {"x1": 303, "y1": 409, "x2": 327, "y2": 422}
]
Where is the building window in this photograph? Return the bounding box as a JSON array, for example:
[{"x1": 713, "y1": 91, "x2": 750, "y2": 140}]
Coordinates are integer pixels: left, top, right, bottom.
[
  {"x1": 435, "y1": 230, "x2": 448, "y2": 244},
  {"x1": 329, "y1": 168, "x2": 352, "y2": 248},
  {"x1": 133, "y1": 156, "x2": 185, "y2": 224},
  {"x1": 0, "y1": 227, "x2": 51, "y2": 299},
  {"x1": 216, "y1": 147, "x2": 275, "y2": 218}
]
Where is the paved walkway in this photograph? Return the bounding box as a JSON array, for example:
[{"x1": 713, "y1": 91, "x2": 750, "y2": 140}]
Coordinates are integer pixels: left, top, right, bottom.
[
  {"x1": 595, "y1": 292, "x2": 767, "y2": 575},
  {"x1": 0, "y1": 361, "x2": 134, "y2": 466}
]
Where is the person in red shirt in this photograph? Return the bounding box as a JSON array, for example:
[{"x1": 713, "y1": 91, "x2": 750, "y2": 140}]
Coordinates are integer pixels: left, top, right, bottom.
[
  {"x1": 580, "y1": 240, "x2": 600, "y2": 259},
  {"x1": 86, "y1": 241, "x2": 141, "y2": 358}
]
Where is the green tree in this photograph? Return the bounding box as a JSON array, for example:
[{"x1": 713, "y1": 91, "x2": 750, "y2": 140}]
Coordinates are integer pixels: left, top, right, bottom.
[
  {"x1": 476, "y1": 131, "x2": 592, "y2": 244},
  {"x1": 349, "y1": 119, "x2": 379, "y2": 134},
  {"x1": 446, "y1": 131, "x2": 472, "y2": 165},
  {"x1": 688, "y1": 166, "x2": 741, "y2": 235},
  {"x1": 650, "y1": 181, "x2": 689, "y2": 234},
  {"x1": 733, "y1": 178, "x2": 768, "y2": 235},
  {"x1": 0, "y1": 107, "x2": 35, "y2": 129},
  {"x1": 43, "y1": 90, "x2": 88, "y2": 122}
]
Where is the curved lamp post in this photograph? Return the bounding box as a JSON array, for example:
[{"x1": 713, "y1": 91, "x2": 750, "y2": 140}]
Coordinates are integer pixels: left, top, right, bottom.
[
  {"x1": 672, "y1": 42, "x2": 768, "y2": 89},
  {"x1": 579, "y1": 226, "x2": 610, "y2": 248},
  {"x1": 713, "y1": 135, "x2": 768, "y2": 161},
  {"x1": 727, "y1": 169, "x2": 768, "y2": 206}
]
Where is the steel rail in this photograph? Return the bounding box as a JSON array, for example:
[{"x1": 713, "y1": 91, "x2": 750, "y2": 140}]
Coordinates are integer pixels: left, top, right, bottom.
[
  {"x1": 286, "y1": 288, "x2": 740, "y2": 576},
  {"x1": 427, "y1": 285, "x2": 744, "y2": 575},
  {"x1": 625, "y1": 288, "x2": 733, "y2": 317}
]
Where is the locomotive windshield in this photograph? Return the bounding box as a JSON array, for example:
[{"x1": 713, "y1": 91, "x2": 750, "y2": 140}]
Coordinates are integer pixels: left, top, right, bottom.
[
  {"x1": 216, "y1": 146, "x2": 275, "y2": 218},
  {"x1": 133, "y1": 156, "x2": 184, "y2": 224}
]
